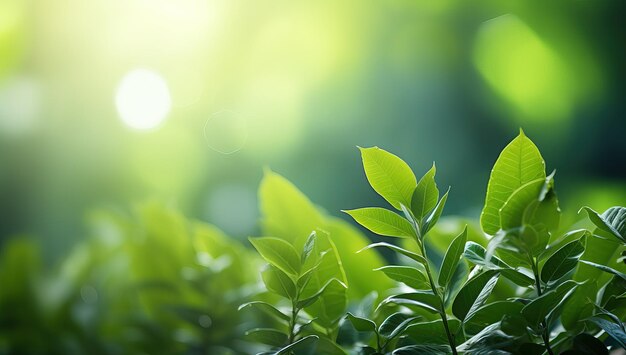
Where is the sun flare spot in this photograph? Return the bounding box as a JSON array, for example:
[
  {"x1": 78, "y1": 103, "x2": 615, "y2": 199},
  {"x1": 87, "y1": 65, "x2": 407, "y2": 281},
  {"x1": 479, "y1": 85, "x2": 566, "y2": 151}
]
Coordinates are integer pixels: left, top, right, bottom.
[{"x1": 115, "y1": 69, "x2": 171, "y2": 131}]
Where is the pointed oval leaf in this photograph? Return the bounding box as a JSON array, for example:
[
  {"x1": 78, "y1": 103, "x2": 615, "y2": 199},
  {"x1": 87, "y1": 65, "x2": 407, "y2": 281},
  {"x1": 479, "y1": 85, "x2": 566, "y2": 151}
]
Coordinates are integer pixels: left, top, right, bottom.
[
  {"x1": 345, "y1": 312, "x2": 376, "y2": 332},
  {"x1": 480, "y1": 130, "x2": 546, "y2": 235},
  {"x1": 359, "y1": 146, "x2": 417, "y2": 210},
  {"x1": 438, "y1": 227, "x2": 467, "y2": 289},
  {"x1": 464, "y1": 301, "x2": 524, "y2": 335},
  {"x1": 421, "y1": 189, "x2": 449, "y2": 236},
  {"x1": 588, "y1": 317, "x2": 626, "y2": 349},
  {"x1": 404, "y1": 319, "x2": 462, "y2": 345},
  {"x1": 378, "y1": 291, "x2": 441, "y2": 314},
  {"x1": 261, "y1": 265, "x2": 296, "y2": 299},
  {"x1": 579, "y1": 260, "x2": 626, "y2": 281},
  {"x1": 411, "y1": 164, "x2": 439, "y2": 220},
  {"x1": 343, "y1": 208, "x2": 415, "y2": 238},
  {"x1": 378, "y1": 312, "x2": 421, "y2": 339},
  {"x1": 250, "y1": 237, "x2": 301, "y2": 276},
  {"x1": 276, "y1": 335, "x2": 319, "y2": 355},
  {"x1": 375, "y1": 266, "x2": 429, "y2": 290},
  {"x1": 358, "y1": 242, "x2": 427, "y2": 265},
  {"x1": 540, "y1": 236, "x2": 586, "y2": 283},
  {"x1": 452, "y1": 270, "x2": 499, "y2": 321},
  {"x1": 581, "y1": 206, "x2": 626, "y2": 243},
  {"x1": 521, "y1": 280, "x2": 578, "y2": 328},
  {"x1": 301, "y1": 231, "x2": 317, "y2": 264},
  {"x1": 239, "y1": 301, "x2": 290, "y2": 324},
  {"x1": 499, "y1": 178, "x2": 544, "y2": 230},
  {"x1": 245, "y1": 328, "x2": 288, "y2": 347}
]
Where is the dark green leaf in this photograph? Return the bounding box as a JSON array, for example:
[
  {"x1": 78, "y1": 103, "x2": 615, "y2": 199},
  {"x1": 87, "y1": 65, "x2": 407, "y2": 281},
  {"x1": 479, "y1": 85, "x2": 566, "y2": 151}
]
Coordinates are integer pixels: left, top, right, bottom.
[
  {"x1": 452, "y1": 270, "x2": 499, "y2": 321},
  {"x1": 438, "y1": 227, "x2": 467, "y2": 289},
  {"x1": 359, "y1": 146, "x2": 417, "y2": 210},
  {"x1": 411, "y1": 164, "x2": 439, "y2": 220},
  {"x1": 480, "y1": 130, "x2": 546, "y2": 235},
  {"x1": 245, "y1": 328, "x2": 288, "y2": 347},
  {"x1": 250, "y1": 237, "x2": 301, "y2": 276},
  {"x1": 238, "y1": 301, "x2": 290, "y2": 324},
  {"x1": 588, "y1": 317, "x2": 626, "y2": 349},
  {"x1": 345, "y1": 312, "x2": 376, "y2": 332},
  {"x1": 521, "y1": 280, "x2": 578, "y2": 328},
  {"x1": 343, "y1": 208, "x2": 415, "y2": 238},
  {"x1": 580, "y1": 206, "x2": 626, "y2": 243},
  {"x1": 464, "y1": 301, "x2": 524, "y2": 335},
  {"x1": 540, "y1": 235, "x2": 586, "y2": 283},
  {"x1": 378, "y1": 312, "x2": 420, "y2": 339},
  {"x1": 404, "y1": 319, "x2": 462, "y2": 345},
  {"x1": 580, "y1": 260, "x2": 626, "y2": 281},
  {"x1": 561, "y1": 280, "x2": 597, "y2": 331},
  {"x1": 315, "y1": 337, "x2": 347, "y2": 355},
  {"x1": 392, "y1": 344, "x2": 451, "y2": 354},
  {"x1": 571, "y1": 333, "x2": 608, "y2": 355},
  {"x1": 275, "y1": 335, "x2": 319, "y2": 355},
  {"x1": 378, "y1": 291, "x2": 440, "y2": 314},
  {"x1": 375, "y1": 265, "x2": 429, "y2": 290}
]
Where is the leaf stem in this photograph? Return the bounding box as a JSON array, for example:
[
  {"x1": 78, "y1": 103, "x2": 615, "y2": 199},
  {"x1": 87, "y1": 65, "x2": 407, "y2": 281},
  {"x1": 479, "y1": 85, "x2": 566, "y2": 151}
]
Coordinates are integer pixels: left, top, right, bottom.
[{"x1": 529, "y1": 254, "x2": 554, "y2": 355}]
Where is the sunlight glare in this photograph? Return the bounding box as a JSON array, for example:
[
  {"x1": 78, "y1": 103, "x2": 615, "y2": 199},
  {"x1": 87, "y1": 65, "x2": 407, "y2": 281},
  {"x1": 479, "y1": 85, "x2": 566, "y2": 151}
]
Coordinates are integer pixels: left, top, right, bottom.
[{"x1": 115, "y1": 69, "x2": 171, "y2": 130}]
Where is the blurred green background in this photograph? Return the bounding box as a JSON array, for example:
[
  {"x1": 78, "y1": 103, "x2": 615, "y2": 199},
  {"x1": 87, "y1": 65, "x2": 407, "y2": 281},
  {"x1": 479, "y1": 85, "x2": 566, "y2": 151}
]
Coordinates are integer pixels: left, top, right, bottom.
[{"x1": 1, "y1": 0, "x2": 625, "y2": 260}]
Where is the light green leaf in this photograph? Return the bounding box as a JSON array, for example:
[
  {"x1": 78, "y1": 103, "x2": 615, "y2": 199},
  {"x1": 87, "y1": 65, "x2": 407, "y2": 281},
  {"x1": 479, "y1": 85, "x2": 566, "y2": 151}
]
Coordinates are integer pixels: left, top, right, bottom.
[
  {"x1": 238, "y1": 301, "x2": 290, "y2": 324},
  {"x1": 464, "y1": 301, "x2": 524, "y2": 335},
  {"x1": 438, "y1": 227, "x2": 467, "y2": 289},
  {"x1": 261, "y1": 265, "x2": 296, "y2": 299},
  {"x1": 378, "y1": 312, "x2": 421, "y2": 339},
  {"x1": 301, "y1": 231, "x2": 317, "y2": 264},
  {"x1": 580, "y1": 206, "x2": 626, "y2": 243},
  {"x1": 250, "y1": 237, "x2": 301, "y2": 276},
  {"x1": 540, "y1": 236, "x2": 586, "y2": 283},
  {"x1": 245, "y1": 328, "x2": 288, "y2": 347},
  {"x1": 315, "y1": 337, "x2": 348, "y2": 355},
  {"x1": 375, "y1": 266, "x2": 429, "y2": 290},
  {"x1": 463, "y1": 242, "x2": 534, "y2": 286},
  {"x1": 345, "y1": 312, "x2": 376, "y2": 332},
  {"x1": 358, "y1": 242, "x2": 427, "y2": 266},
  {"x1": 301, "y1": 278, "x2": 347, "y2": 326},
  {"x1": 359, "y1": 146, "x2": 417, "y2": 210},
  {"x1": 343, "y1": 208, "x2": 415, "y2": 238},
  {"x1": 452, "y1": 270, "x2": 499, "y2": 321},
  {"x1": 521, "y1": 280, "x2": 578, "y2": 328},
  {"x1": 411, "y1": 164, "x2": 439, "y2": 220},
  {"x1": 499, "y1": 178, "x2": 544, "y2": 230},
  {"x1": 579, "y1": 260, "x2": 626, "y2": 281},
  {"x1": 421, "y1": 189, "x2": 449, "y2": 236},
  {"x1": 561, "y1": 281, "x2": 597, "y2": 331},
  {"x1": 481, "y1": 130, "x2": 546, "y2": 235},
  {"x1": 378, "y1": 291, "x2": 441, "y2": 314}
]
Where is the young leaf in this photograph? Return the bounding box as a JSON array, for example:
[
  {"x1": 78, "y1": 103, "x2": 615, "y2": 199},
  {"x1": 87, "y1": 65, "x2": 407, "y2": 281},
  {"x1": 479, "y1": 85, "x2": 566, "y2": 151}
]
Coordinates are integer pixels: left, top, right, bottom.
[
  {"x1": 378, "y1": 291, "x2": 441, "y2": 314},
  {"x1": 421, "y1": 189, "x2": 449, "y2": 236},
  {"x1": 375, "y1": 266, "x2": 430, "y2": 290},
  {"x1": 411, "y1": 164, "x2": 439, "y2": 220},
  {"x1": 438, "y1": 227, "x2": 467, "y2": 289},
  {"x1": 481, "y1": 130, "x2": 546, "y2": 235},
  {"x1": 275, "y1": 335, "x2": 319, "y2": 355},
  {"x1": 359, "y1": 146, "x2": 417, "y2": 210},
  {"x1": 358, "y1": 242, "x2": 427, "y2": 266},
  {"x1": 378, "y1": 312, "x2": 421, "y2": 339},
  {"x1": 301, "y1": 231, "x2": 317, "y2": 264},
  {"x1": 345, "y1": 312, "x2": 376, "y2": 332},
  {"x1": 249, "y1": 237, "x2": 301, "y2": 276},
  {"x1": 521, "y1": 280, "x2": 578, "y2": 328},
  {"x1": 261, "y1": 265, "x2": 297, "y2": 299},
  {"x1": 245, "y1": 328, "x2": 288, "y2": 347},
  {"x1": 540, "y1": 236, "x2": 586, "y2": 283},
  {"x1": 238, "y1": 301, "x2": 290, "y2": 324},
  {"x1": 343, "y1": 208, "x2": 416, "y2": 238},
  {"x1": 452, "y1": 270, "x2": 499, "y2": 321},
  {"x1": 499, "y1": 178, "x2": 544, "y2": 230},
  {"x1": 580, "y1": 206, "x2": 626, "y2": 243}
]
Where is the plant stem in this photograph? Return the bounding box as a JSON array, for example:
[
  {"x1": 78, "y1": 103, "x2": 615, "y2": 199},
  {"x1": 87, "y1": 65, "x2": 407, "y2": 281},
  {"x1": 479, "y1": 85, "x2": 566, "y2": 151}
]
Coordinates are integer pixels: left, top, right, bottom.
[
  {"x1": 529, "y1": 254, "x2": 554, "y2": 355},
  {"x1": 419, "y1": 240, "x2": 458, "y2": 355}
]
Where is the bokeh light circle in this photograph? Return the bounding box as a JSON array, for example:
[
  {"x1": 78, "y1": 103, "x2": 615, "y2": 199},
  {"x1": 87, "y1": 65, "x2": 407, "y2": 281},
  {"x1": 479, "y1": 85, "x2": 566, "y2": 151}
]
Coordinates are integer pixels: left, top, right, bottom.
[
  {"x1": 203, "y1": 110, "x2": 248, "y2": 154},
  {"x1": 115, "y1": 69, "x2": 171, "y2": 130}
]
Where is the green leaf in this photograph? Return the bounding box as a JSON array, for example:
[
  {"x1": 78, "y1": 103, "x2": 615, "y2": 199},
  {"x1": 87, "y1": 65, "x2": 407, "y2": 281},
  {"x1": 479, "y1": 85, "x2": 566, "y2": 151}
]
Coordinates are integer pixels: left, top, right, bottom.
[
  {"x1": 261, "y1": 265, "x2": 296, "y2": 299},
  {"x1": 359, "y1": 146, "x2": 417, "y2": 210},
  {"x1": 343, "y1": 208, "x2": 415, "y2": 238},
  {"x1": 588, "y1": 317, "x2": 626, "y2": 349},
  {"x1": 345, "y1": 312, "x2": 376, "y2": 332},
  {"x1": 375, "y1": 266, "x2": 429, "y2": 290},
  {"x1": 245, "y1": 328, "x2": 288, "y2": 347},
  {"x1": 378, "y1": 312, "x2": 421, "y2": 339},
  {"x1": 521, "y1": 280, "x2": 578, "y2": 328},
  {"x1": 438, "y1": 227, "x2": 467, "y2": 289},
  {"x1": 499, "y1": 178, "x2": 544, "y2": 230},
  {"x1": 378, "y1": 291, "x2": 441, "y2": 314},
  {"x1": 249, "y1": 237, "x2": 301, "y2": 276},
  {"x1": 411, "y1": 164, "x2": 439, "y2": 220},
  {"x1": 579, "y1": 260, "x2": 626, "y2": 281},
  {"x1": 480, "y1": 130, "x2": 546, "y2": 235},
  {"x1": 452, "y1": 270, "x2": 499, "y2": 321},
  {"x1": 540, "y1": 235, "x2": 586, "y2": 283},
  {"x1": 580, "y1": 206, "x2": 626, "y2": 243},
  {"x1": 421, "y1": 189, "x2": 449, "y2": 236},
  {"x1": 464, "y1": 301, "x2": 524, "y2": 335},
  {"x1": 392, "y1": 344, "x2": 451, "y2": 354},
  {"x1": 315, "y1": 337, "x2": 348, "y2": 355},
  {"x1": 301, "y1": 231, "x2": 317, "y2": 264},
  {"x1": 238, "y1": 301, "x2": 290, "y2": 324},
  {"x1": 571, "y1": 333, "x2": 608, "y2": 355},
  {"x1": 560, "y1": 280, "x2": 597, "y2": 331},
  {"x1": 298, "y1": 278, "x2": 347, "y2": 309},
  {"x1": 358, "y1": 242, "x2": 427, "y2": 266},
  {"x1": 275, "y1": 335, "x2": 319, "y2": 355},
  {"x1": 404, "y1": 319, "x2": 462, "y2": 345}
]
